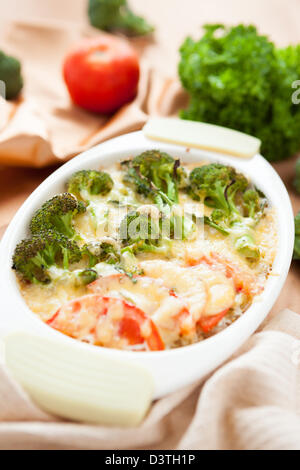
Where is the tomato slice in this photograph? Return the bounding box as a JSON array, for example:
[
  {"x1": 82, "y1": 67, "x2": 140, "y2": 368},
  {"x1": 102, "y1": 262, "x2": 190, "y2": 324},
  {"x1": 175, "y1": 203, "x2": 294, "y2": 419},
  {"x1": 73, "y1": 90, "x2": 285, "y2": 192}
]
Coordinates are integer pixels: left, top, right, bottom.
[
  {"x1": 47, "y1": 295, "x2": 164, "y2": 351},
  {"x1": 117, "y1": 301, "x2": 164, "y2": 350},
  {"x1": 210, "y1": 252, "x2": 259, "y2": 297},
  {"x1": 198, "y1": 309, "x2": 229, "y2": 333},
  {"x1": 186, "y1": 252, "x2": 258, "y2": 297}
]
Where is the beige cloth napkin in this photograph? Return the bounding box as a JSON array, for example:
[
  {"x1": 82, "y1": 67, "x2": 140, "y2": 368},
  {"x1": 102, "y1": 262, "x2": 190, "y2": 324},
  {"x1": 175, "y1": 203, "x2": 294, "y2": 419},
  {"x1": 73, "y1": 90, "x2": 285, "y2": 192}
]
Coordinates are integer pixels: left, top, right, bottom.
[
  {"x1": 0, "y1": 21, "x2": 185, "y2": 167},
  {"x1": 0, "y1": 308, "x2": 300, "y2": 450}
]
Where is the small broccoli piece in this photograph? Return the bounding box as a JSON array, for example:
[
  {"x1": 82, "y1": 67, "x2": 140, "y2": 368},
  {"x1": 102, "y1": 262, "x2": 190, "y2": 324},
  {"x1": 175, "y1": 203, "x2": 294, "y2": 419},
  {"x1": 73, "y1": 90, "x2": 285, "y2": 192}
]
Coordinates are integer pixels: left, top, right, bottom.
[
  {"x1": 189, "y1": 164, "x2": 237, "y2": 210},
  {"x1": 88, "y1": 0, "x2": 154, "y2": 37},
  {"x1": 82, "y1": 239, "x2": 120, "y2": 267},
  {"x1": 67, "y1": 170, "x2": 113, "y2": 199},
  {"x1": 242, "y1": 188, "x2": 266, "y2": 220},
  {"x1": 190, "y1": 163, "x2": 265, "y2": 260},
  {"x1": 119, "y1": 209, "x2": 187, "y2": 256},
  {"x1": 133, "y1": 151, "x2": 180, "y2": 203},
  {"x1": 119, "y1": 247, "x2": 143, "y2": 278},
  {"x1": 119, "y1": 210, "x2": 160, "y2": 250},
  {"x1": 75, "y1": 269, "x2": 98, "y2": 286},
  {"x1": 205, "y1": 210, "x2": 260, "y2": 260},
  {"x1": 12, "y1": 231, "x2": 82, "y2": 284},
  {"x1": 0, "y1": 50, "x2": 23, "y2": 100},
  {"x1": 294, "y1": 159, "x2": 300, "y2": 195},
  {"x1": 122, "y1": 151, "x2": 186, "y2": 207},
  {"x1": 30, "y1": 193, "x2": 85, "y2": 239},
  {"x1": 47, "y1": 267, "x2": 98, "y2": 287},
  {"x1": 122, "y1": 163, "x2": 155, "y2": 200},
  {"x1": 294, "y1": 212, "x2": 300, "y2": 260},
  {"x1": 176, "y1": 163, "x2": 189, "y2": 190}
]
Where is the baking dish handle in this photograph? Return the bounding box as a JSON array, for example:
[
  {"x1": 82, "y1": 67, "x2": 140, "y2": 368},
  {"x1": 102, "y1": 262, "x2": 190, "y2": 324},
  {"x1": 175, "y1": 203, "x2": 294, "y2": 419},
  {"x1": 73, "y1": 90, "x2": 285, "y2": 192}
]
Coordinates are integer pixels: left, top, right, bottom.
[
  {"x1": 143, "y1": 117, "x2": 261, "y2": 159},
  {"x1": 4, "y1": 332, "x2": 154, "y2": 427}
]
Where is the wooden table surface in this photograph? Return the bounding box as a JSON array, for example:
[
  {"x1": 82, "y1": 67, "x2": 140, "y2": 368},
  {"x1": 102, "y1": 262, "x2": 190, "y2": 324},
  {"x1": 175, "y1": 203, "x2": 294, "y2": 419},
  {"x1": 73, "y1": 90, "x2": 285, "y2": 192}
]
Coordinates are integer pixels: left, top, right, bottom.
[{"x1": 1, "y1": 0, "x2": 300, "y2": 314}]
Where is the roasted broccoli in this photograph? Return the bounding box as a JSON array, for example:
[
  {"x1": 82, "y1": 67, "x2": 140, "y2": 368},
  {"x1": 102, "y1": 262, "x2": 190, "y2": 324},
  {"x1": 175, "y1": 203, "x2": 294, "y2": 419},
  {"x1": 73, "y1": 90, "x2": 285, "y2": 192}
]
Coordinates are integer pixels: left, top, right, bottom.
[
  {"x1": 122, "y1": 151, "x2": 186, "y2": 207},
  {"x1": 88, "y1": 0, "x2": 154, "y2": 37},
  {"x1": 30, "y1": 193, "x2": 85, "y2": 239},
  {"x1": 119, "y1": 208, "x2": 193, "y2": 255},
  {"x1": 77, "y1": 269, "x2": 98, "y2": 285},
  {"x1": 12, "y1": 230, "x2": 82, "y2": 284},
  {"x1": 294, "y1": 212, "x2": 300, "y2": 260},
  {"x1": 0, "y1": 50, "x2": 23, "y2": 100},
  {"x1": 294, "y1": 159, "x2": 300, "y2": 194},
  {"x1": 120, "y1": 210, "x2": 172, "y2": 256},
  {"x1": 189, "y1": 164, "x2": 241, "y2": 209},
  {"x1": 67, "y1": 170, "x2": 113, "y2": 200},
  {"x1": 60, "y1": 268, "x2": 98, "y2": 287},
  {"x1": 119, "y1": 210, "x2": 160, "y2": 251},
  {"x1": 119, "y1": 247, "x2": 143, "y2": 278},
  {"x1": 82, "y1": 239, "x2": 120, "y2": 267},
  {"x1": 189, "y1": 163, "x2": 266, "y2": 260}
]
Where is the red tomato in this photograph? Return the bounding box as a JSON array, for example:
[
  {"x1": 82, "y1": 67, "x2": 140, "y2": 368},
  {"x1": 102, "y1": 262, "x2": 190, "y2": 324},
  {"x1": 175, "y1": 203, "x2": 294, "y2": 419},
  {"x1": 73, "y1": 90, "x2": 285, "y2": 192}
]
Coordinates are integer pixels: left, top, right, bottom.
[
  {"x1": 63, "y1": 35, "x2": 140, "y2": 113},
  {"x1": 47, "y1": 295, "x2": 164, "y2": 351},
  {"x1": 198, "y1": 309, "x2": 229, "y2": 333}
]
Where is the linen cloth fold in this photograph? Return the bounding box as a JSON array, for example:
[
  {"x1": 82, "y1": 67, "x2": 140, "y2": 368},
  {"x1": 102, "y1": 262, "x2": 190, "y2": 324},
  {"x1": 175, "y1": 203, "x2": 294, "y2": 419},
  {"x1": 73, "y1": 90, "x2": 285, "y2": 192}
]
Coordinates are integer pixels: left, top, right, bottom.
[{"x1": 0, "y1": 308, "x2": 299, "y2": 450}]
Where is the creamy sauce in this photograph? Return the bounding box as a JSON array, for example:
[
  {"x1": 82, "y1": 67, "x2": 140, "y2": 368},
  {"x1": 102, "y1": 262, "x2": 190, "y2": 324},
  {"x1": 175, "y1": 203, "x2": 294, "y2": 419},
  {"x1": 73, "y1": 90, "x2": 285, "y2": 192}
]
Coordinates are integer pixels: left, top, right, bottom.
[{"x1": 18, "y1": 162, "x2": 277, "y2": 351}]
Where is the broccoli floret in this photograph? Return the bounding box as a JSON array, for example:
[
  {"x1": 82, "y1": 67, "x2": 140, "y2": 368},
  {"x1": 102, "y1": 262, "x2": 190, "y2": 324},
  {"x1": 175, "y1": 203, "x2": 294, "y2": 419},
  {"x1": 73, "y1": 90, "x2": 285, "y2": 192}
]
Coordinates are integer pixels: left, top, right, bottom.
[
  {"x1": 122, "y1": 151, "x2": 186, "y2": 207},
  {"x1": 67, "y1": 170, "x2": 113, "y2": 199},
  {"x1": 82, "y1": 239, "x2": 120, "y2": 267},
  {"x1": 294, "y1": 159, "x2": 300, "y2": 195},
  {"x1": 73, "y1": 269, "x2": 98, "y2": 286},
  {"x1": 122, "y1": 164, "x2": 155, "y2": 200},
  {"x1": 179, "y1": 24, "x2": 300, "y2": 162},
  {"x1": 0, "y1": 50, "x2": 23, "y2": 100},
  {"x1": 294, "y1": 212, "x2": 300, "y2": 260},
  {"x1": 12, "y1": 230, "x2": 82, "y2": 284},
  {"x1": 189, "y1": 164, "x2": 239, "y2": 210},
  {"x1": 119, "y1": 210, "x2": 160, "y2": 251},
  {"x1": 242, "y1": 188, "x2": 266, "y2": 220},
  {"x1": 190, "y1": 163, "x2": 266, "y2": 260},
  {"x1": 119, "y1": 208, "x2": 191, "y2": 256},
  {"x1": 30, "y1": 193, "x2": 85, "y2": 239},
  {"x1": 46, "y1": 267, "x2": 98, "y2": 287},
  {"x1": 133, "y1": 151, "x2": 181, "y2": 203},
  {"x1": 119, "y1": 247, "x2": 143, "y2": 278},
  {"x1": 88, "y1": 0, "x2": 154, "y2": 37}
]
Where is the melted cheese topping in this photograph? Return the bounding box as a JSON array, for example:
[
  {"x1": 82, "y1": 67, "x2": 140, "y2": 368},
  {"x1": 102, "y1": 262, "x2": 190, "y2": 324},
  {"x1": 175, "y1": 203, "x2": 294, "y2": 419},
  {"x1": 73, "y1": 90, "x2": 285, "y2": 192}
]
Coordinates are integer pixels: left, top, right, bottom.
[{"x1": 18, "y1": 162, "x2": 277, "y2": 350}]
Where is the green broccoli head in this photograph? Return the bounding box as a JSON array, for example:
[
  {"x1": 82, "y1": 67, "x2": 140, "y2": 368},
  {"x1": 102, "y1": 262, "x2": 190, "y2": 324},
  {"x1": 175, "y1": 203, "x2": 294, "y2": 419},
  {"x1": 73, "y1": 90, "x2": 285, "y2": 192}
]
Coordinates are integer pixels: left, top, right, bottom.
[
  {"x1": 189, "y1": 164, "x2": 238, "y2": 211},
  {"x1": 67, "y1": 170, "x2": 113, "y2": 199},
  {"x1": 0, "y1": 50, "x2": 23, "y2": 100},
  {"x1": 242, "y1": 188, "x2": 266, "y2": 220},
  {"x1": 88, "y1": 0, "x2": 154, "y2": 36},
  {"x1": 12, "y1": 230, "x2": 82, "y2": 284},
  {"x1": 82, "y1": 239, "x2": 120, "y2": 267},
  {"x1": 76, "y1": 269, "x2": 98, "y2": 286},
  {"x1": 193, "y1": 163, "x2": 265, "y2": 261},
  {"x1": 294, "y1": 159, "x2": 300, "y2": 195},
  {"x1": 122, "y1": 162, "x2": 153, "y2": 200},
  {"x1": 179, "y1": 24, "x2": 300, "y2": 162},
  {"x1": 294, "y1": 212, "x2": 300, "y2": 260},
  {"x1": 120, "y1": 210, "x2": 160, "y2": 245},
  {"x1": 29, "y1": 193, "x2": 86, "y2": 239},
  {"x1": 123, "y1": 151, "x2": 185, "y2": 205},
  {"x1": 132, "y1": 151, "x2": 177, "y2": 199}
]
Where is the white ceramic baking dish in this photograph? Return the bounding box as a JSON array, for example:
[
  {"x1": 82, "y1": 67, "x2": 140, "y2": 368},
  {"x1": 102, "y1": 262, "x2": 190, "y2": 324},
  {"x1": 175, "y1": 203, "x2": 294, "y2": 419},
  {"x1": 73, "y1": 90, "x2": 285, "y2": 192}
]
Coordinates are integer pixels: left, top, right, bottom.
[{"x1": 0, "y1": 129, "x2": 294, "y2": 399}]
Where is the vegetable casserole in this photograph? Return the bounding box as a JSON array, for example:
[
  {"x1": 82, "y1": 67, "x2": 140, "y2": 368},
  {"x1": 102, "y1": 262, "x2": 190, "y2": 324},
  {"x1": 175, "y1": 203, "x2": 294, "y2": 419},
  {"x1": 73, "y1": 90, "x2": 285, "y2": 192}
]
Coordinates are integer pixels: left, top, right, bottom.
[{"x1": 12, "y1": 151, "x2": 277, "y2": 351}]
